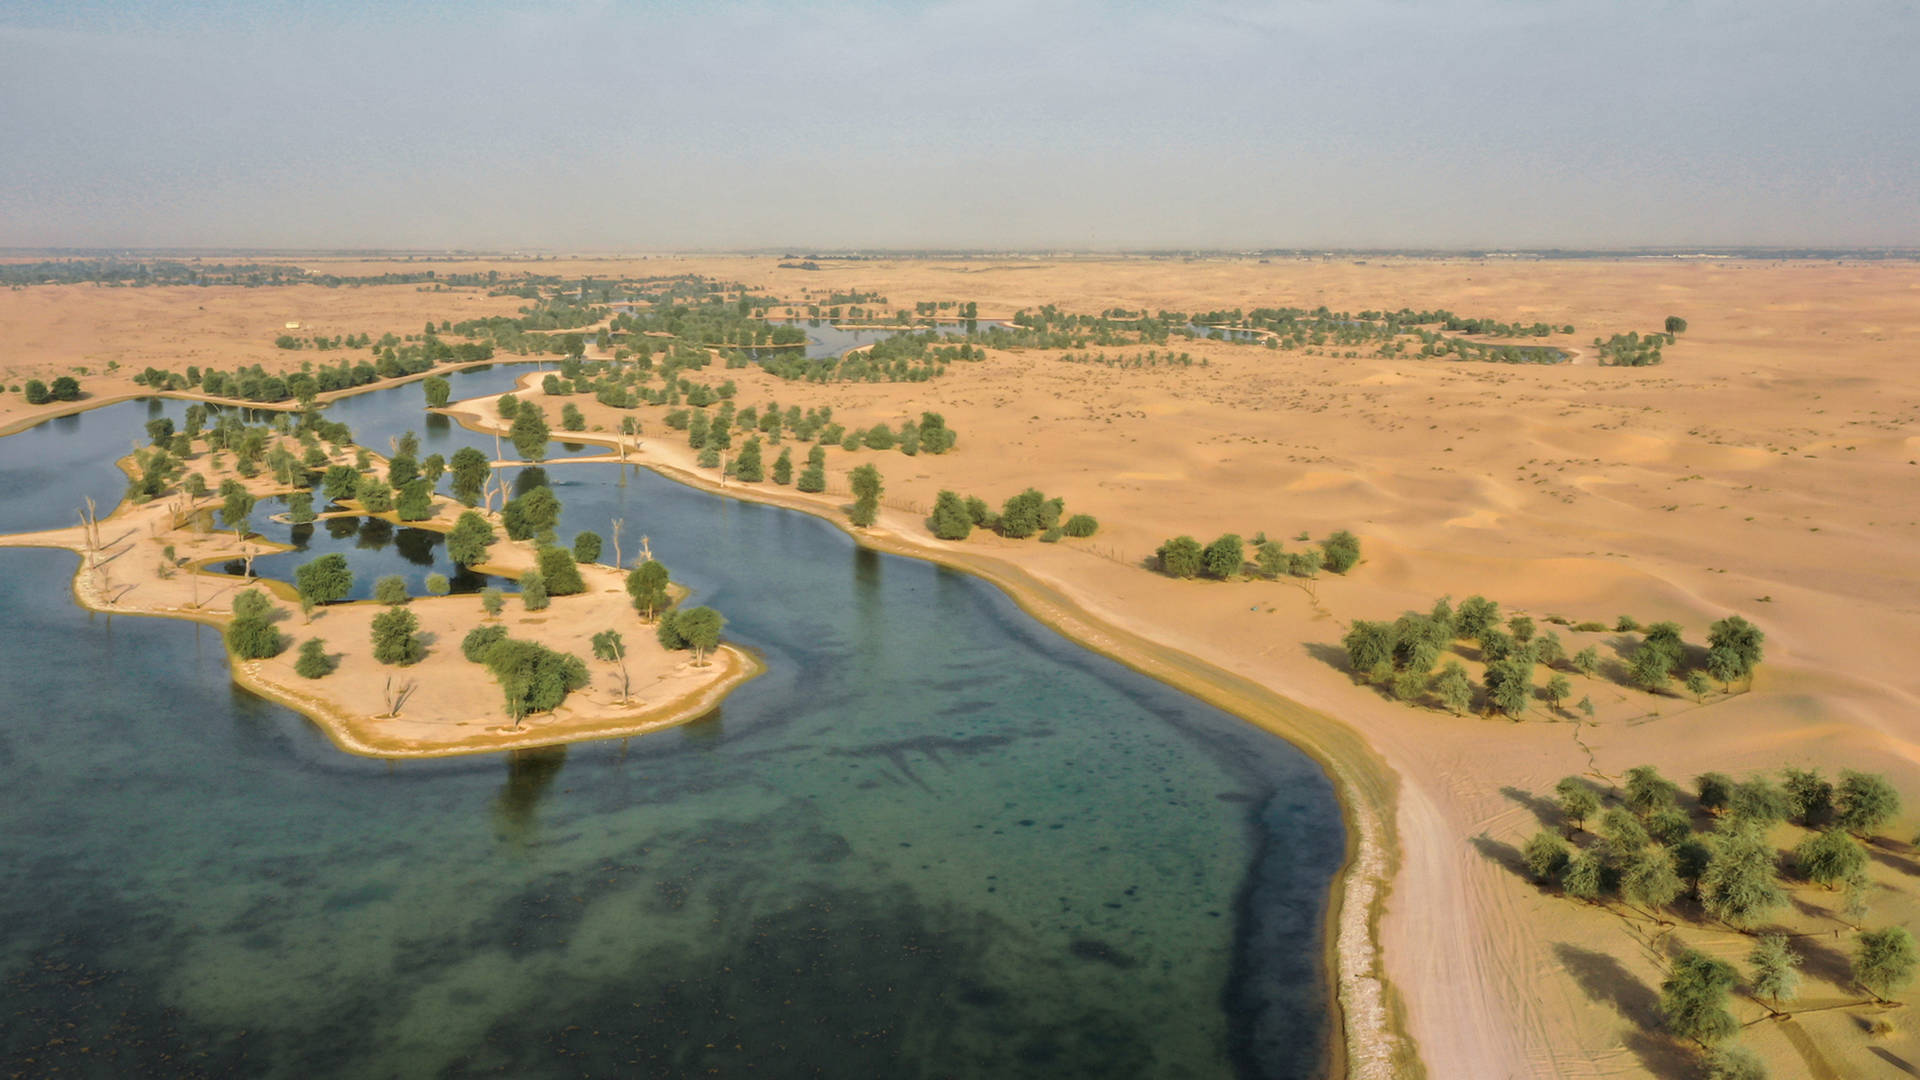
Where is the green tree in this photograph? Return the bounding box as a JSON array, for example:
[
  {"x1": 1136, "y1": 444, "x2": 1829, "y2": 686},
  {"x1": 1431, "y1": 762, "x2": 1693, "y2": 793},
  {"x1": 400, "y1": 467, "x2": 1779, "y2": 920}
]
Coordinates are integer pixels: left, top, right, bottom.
[
  {"x1": 1202, "y1": 534, "x2": 1244, "y2": 580},
  {"x1": 1835, "y1": 771, "x2": 1901, "y2": 834},
  {"x1": 1684, "y1": 670, "x2": 1712, "y2": 702},
  {"x1": 1158, "y1": 536, "x2": 1204, "y2": 579},
  {"x1": 1693, "y1": 772, "x2": 1734, "y2": 815},
  {"x1": 462, "y1": 625, "x2": 508, "y2": 662},
  {"x1": 294, "y1": 638, "x2": 334, "y2": 679},
  {"x1": 374, "y1": 575, "x2": 410, "y2": 605},
  {"x1": 1342, "y1": 621, "x2": 1394, "y2": 677},
  {"x1": 396, "y1": 478, "x2": 435, "y2": 521},
  {"x1": 1701, "y1": 827, "x2": 1786, "y2": 927},
  {"x1": 422, "y1": 375, "x2": 450, "y2": 407},
  {"x1": 1629, "y1": 645, "x2": 1675, "y2": 694},
  {"x1": 734, "y1": 437, "x2": 764, "y2": 482},
  {"x1": 446, "y1": 510, "x2": 495, "y2": 566},
  {"x1": 1704, "y1": 1046, "x2": 1766, "y2": 1080},
  {"x1": 796, "y1": 459, "x2": 826, "y2": 492},
  {"x1": 1625, "y1": 765, "x2": 1679, "y2": 816},
  {"x1": 1665, "y1": 315, "x2": 1689, "y2": 335},
  {"x1": 1063, "y1": 514, "x2": 1098, "y2": 538},
  {"x1": 571, "y1": 530, "x2": 602, "y2": 564},
  {"x1": 425, "y1": 573, "x2": 449, "y2": 596},
  {"x1": 1747, "y1": 934, "x2": 1801, "y2": 1011},
  {"x1": 998, "y1": 488, "x2": 1047, "y2": 538},
  {"x1": 1780, "y1": 767, "x2": 1833, "y2": 826},
  {"x1": 1729, "y1": 779, "x2": 1790, "y2": 826},
  {"x1": 1621, "y1": 848, "x2": 1684, "y2": 912},
  {"x1": 1522, "y1": 830, "x2": 1571, "y2": 882},
  {"x1": 220, "y1": 487, "x2": 257, "y2": 536},
  {"x1": 509, "y1": 402, "x2": 551, "y2": 461},
  {"x1": 357, "y1": 474, "x2": 393, "y2": 513},
  {"x1": 1707, "y1": 614, "x2": 1764, "y2": 687},
  {"x1": 1321, "y1": 530, "x2": 1361, "y2": 574},
  {"x1": 673, "y1": 606, "x2": 726, "y2": 665},
  {"x1": 1660, "y1": 949, "x2": 1739, "y2": 1046},
  {"x1": 1556, "y1": 777, "x2": 1601, "y2": 831},
  {"x1": 146, "y1": 417, "x2": 175, "y2": 446},
  {"x1": 1855, "y1": 927, "x2": 1919, "y2": 1001},
  {"x1": 929, "y1": 490, "x2": 973, "y2": 540},
  {"x1": 323, "y1": 464, "x2": 360, "y2": 503},
  {"x1": 1543, "y1": 674, "x2": 1572, "y2": 713},
  {"x1": 592, "y1": 629, "x2": 631, "y2": 702},
  {"x1": 1572, "y1": 646, "x2": 1600, "y2": 677},
  {"x1": 626, "y1": 560, "x2": 670, "y2": 621},
  {"x1": 371, "y1": 607, "x2": 423, "y2": 665},
  {"x1": 559, "y1": 403, "x2": 585, "y2": 432},
  {"x1": 224, "y1": 589, "x2": 283, "y2": 659},
  {"x1": 501, "y1": 486, "x2": 560, "y2": 542},
  {"x1": 23, "y1": 379, "x2": 49, "y2": 405},
  {"x1": 1488, "y1": 657, "x2": 1533, "y2": 718},
  {"x1": 537, "y1": 546, "x2": 586, "y2": 596},
  {"x1": 848, "y1": 464, "x2": 882, "y2": 527},
  {"x1": 480, "y1": 587, "x2": 504, "y2": 618},
  {"x1": 294, "y1": 553, "x2": 354, "y2": 617},
  {"x1": 480, "y1": 637, "x2": 588, "y2": 725},
  {"x1": 1434, "y1": 662, "x2": 1473, "y2": 715},
  {"x1": 772, "y1": 447, "x2": 793, "y2": 485},
  {"x1": 1796, "y1": 828, "x2": 1866, "y2": 889},
  {"x1": 449, "y1": 446, "x2": 490, "y2": 506},
  {"x1": 49, "y1": 376, "x2": 79, "y2": 401},
  {"x1": 519, "y1": 571, "x2": 548, "y2": 611},
  {"x1": 1562, "y1": 851, "x2": 1608, "y2": 902}
]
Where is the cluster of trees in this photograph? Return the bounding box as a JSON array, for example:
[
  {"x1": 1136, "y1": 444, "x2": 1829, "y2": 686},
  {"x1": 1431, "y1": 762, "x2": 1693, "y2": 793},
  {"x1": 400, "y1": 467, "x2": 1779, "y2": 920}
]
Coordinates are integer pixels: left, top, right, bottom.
[
  {"x1": 759, "y1": 331, "x2": 980, "y2": 383},
  {"x1": 1158, "y1": 530, "x2": 1359, "y2": 581},
  {"x1": 460, "y1": 627, "x2": 588, "y2": 724},
  {"x1": 927, "y1": 487, "x2": 1097, "y2": 544},
  {"x1": 1053, "y1": 349, "x2": 1199, "y2": 370},
  {"x1": 1595, "y1": 330, "x2": 1673, "y2": 367},
  {"x1": 1343, "y1": 596, "x2": 1764, "y2": 719},
  {"x1": 1516, "y1": 764, "x2": 1911, "y2": 1074},
  {"x1": 21, "y1": 376, "x2": 82, "y2": 404}
]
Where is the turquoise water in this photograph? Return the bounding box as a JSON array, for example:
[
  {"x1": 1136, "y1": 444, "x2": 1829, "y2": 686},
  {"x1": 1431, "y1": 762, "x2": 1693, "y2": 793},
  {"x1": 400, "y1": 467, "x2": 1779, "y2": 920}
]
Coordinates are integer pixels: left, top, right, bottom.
[{"x1": 0, "y1": 376, "x2": 1343, "y2": 1078}]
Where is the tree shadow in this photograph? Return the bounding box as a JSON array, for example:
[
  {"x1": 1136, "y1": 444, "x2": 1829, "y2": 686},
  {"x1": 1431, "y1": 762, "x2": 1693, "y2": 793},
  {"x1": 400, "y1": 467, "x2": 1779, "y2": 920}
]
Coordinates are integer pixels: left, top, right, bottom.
[
  {"x1": 1554, "y1": 942, "x2": 1661, "y2": 1028},
  {"x1": 1469, "y1": 832, "x2": 1532, "y2": 882},
  {"x1": 1621, "y1": 1027, "x2": 1702, "y2": 1080},
  {"x1": 1870, "y1": 1046, "x2": 1920, "y2": 1076},
  {"x1": 1793, "y1": 933, "x2": 1859, "y2": 991},
  {"x1": 1302, "y1": 641, "x2": 1354, "y2": 677},
  {"x1": 1501, "y1": 785, "x2": 1562, "y2": 829},
  {"x1": 1866, "y1": 840, "x2": 1920, "y2": 876}
]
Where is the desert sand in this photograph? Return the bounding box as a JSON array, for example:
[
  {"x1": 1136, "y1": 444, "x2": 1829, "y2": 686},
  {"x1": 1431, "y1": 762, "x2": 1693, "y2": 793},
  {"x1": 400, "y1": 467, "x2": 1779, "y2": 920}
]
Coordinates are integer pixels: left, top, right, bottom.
[{"x1": 6, "y1": 253, "x2": 1919, "y2": 1078}]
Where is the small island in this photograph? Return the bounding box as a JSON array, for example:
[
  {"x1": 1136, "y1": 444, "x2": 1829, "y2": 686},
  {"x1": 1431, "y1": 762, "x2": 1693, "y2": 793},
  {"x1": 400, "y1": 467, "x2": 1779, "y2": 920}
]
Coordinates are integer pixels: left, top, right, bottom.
[{"x1": 0, "y1": 402, "x2": 758, "y2": 759}]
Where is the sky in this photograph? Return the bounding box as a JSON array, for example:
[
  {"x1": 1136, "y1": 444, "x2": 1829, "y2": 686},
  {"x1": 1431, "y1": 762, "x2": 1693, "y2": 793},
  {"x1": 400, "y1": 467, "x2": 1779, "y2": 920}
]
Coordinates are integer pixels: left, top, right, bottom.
[{"x1": 1, "y1": 0, "x2": 1916, "y2": 251}]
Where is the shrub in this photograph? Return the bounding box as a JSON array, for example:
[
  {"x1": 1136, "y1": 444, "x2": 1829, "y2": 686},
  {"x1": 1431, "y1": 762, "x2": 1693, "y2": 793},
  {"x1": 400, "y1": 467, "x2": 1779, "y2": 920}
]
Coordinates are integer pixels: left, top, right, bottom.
[
  {"x1": 425, "y1": 573, "x2": 450, "y2": 596},
  {"x1": 1062, "y1": 514, "x2": 1098, "y2": 538},
  {"x1": 371, "y1": 608, "x2": 423, "y2": 665},
  {"x1": 520, "y1": 571, "x2": 549, "y2": 611},
  {"x1": 1157, "y1": 536, "x2": 1203, "y2": 578},
  {"x1": 1321, "y1": 530, "x2": 1361, "y2": 574},
  {"x1": 294, "y1": 638, "x2": 334, "y2": 678},
  {"x1": 374, "y1": 575, "x2": 410, "y2": 605},
  {"x1": 537, "y1": 546, "x2": 586, "y2": 596},
  {"x1": 462, "y1": 624, "x2": 509, "y2": 662}
]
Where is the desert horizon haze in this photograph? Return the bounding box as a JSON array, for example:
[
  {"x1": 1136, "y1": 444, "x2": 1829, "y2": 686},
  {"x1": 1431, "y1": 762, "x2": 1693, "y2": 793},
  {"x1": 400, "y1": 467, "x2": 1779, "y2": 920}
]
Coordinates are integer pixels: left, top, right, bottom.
[{"x1": 3, "y1": 0, "x2": 1918, "y2": 251}]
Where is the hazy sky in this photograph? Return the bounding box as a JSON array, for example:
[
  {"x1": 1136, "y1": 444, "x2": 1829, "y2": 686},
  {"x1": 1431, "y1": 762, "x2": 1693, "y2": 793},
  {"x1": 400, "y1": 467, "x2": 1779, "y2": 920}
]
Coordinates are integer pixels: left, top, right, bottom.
[{"x1": 2, "y1": 1, "x2": 1915, "y2": 250}]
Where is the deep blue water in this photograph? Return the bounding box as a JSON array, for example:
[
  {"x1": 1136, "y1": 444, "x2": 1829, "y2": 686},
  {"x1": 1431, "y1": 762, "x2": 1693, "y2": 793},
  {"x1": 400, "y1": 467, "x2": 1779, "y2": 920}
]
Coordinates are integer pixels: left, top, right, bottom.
[{"x1": 0, "y1": 371, "x2": 1344, "y2": 1078}]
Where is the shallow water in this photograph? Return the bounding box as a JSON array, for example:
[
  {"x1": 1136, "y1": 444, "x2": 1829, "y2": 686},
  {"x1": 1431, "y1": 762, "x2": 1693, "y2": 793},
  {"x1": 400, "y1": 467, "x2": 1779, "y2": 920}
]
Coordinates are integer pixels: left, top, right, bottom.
[{"x1": 0, "y1": 373, "x2": 1344, "y2": 1078}]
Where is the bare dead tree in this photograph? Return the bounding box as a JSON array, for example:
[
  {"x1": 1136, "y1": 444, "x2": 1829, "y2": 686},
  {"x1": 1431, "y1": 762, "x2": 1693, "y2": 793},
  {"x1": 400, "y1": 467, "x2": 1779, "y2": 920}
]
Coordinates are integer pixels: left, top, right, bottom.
[
  {"x1": 610, "y1": 518, "x2": 624, "y2": 570},
  {"x1": 379, "y1": 676, "x2": 419, "y2": 718},
  {"x1": 639, "y1": 534, "x2": 652, "y2": 564}
]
